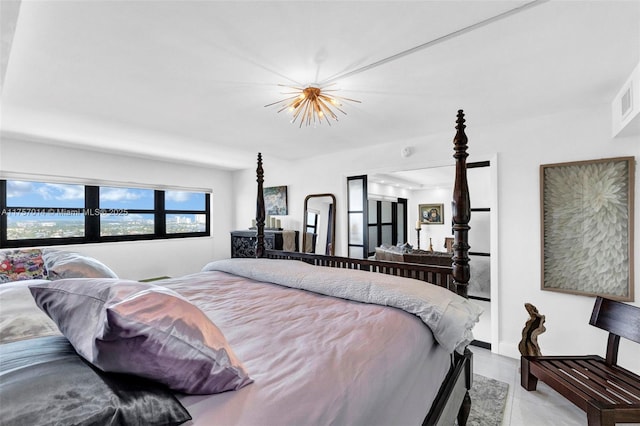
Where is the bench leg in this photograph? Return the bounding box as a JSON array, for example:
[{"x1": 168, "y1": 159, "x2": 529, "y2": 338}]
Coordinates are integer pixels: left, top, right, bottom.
[
  {"x1": 520, "y1": 357, "x2": 538, "y2": 391},
  {"x1": 587, "y1": 401, "x2": 614, "y2": 426}
]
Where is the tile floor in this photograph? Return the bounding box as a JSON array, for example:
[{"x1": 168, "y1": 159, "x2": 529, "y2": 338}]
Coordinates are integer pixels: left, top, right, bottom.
[{"x1": 472, "y1": 346, "x2": 640, "y2": 426}]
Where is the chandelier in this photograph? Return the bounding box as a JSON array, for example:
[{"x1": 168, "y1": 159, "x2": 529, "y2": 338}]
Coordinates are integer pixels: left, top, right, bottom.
[{"x1": 265, "y1": 84, "x2": 360, "y2": 127}]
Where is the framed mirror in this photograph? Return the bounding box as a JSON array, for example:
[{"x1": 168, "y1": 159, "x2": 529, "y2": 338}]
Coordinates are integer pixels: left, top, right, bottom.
[{"x1": 303, "y1": 193, "x2": 336, "y2": 256}]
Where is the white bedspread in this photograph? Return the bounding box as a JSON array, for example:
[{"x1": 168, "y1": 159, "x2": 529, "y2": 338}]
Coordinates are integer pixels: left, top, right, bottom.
[
  {"x1": 163, "y1": 268, "x2": 456, "y2": 426},
  {"x1": 203, "y1": 258, "x2": 482, "y2": 354}
]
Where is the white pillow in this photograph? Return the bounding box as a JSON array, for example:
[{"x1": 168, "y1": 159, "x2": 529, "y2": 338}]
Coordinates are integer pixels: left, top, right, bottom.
[{"x1": 42, "y1": 249, "x2": 118, "y2": 279}]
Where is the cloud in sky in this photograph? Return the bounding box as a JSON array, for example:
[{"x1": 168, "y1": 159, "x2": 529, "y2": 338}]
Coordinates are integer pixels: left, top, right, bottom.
[
  {"x1": 7, "y1": 181, "x2": 83, "y2": 201},
  {"x1": 6, "y1": 181, "x2": 32, "y2": 198},
  {"x1": 166, "y1": 191, "x2": 192, "y2": 203},
  {"x1": 100, "y1": 187, "x2": 150, "y2": 202}
]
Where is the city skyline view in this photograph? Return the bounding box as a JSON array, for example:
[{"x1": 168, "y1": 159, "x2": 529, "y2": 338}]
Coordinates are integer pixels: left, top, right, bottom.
[{"x1": 3, "y1": 180, "x2": 207, "y2": 240}]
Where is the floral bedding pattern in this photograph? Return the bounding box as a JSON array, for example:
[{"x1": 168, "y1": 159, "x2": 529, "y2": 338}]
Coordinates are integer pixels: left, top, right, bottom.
[
  {"x1": 0, "y1": 249, "x2": 47, "y2": 283},
  {"x1": 0, "y1": 248, "x2": 118, "y2": 284}
]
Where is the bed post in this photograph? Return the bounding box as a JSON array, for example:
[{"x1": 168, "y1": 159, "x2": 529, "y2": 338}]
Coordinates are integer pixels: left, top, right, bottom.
[
  {"x1": 451, "y1": 110, "x2": 471, "y2": 298},
  {"x1": 452, "y1": 110, "x2": 472, "y2": 426},
  {"x1": 256, "y1": 153, "x2": 266, "y2": 258}
]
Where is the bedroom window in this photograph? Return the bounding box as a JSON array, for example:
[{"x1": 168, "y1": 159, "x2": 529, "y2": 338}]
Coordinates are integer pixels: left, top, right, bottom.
[
  {"x1": 165, "y1": 191, "x2": 207, "y2": 234},
  {"x1": 1, "y1": 181, "x2": 86, "y2": 241},
  {"x1": 0, "y1": 180, "x2": 210, "y2": 248},
  {"x1": 99, "y1": 186, "x2": 155, "y2": 237}
]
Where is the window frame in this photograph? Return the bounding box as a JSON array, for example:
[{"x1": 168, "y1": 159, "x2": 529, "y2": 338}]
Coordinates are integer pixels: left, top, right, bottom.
[{"x1": 0, "y1": 180, "x2": 210, "y2": 248}]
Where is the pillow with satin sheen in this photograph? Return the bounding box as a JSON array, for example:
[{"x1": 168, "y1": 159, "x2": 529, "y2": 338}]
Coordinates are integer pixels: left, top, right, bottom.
[
  {"x1": 29, "y1": 279, "x2": 252, "y2": 394},
  {"x1": 0, "y1": 336, "x2": 192, "y2": 426}
]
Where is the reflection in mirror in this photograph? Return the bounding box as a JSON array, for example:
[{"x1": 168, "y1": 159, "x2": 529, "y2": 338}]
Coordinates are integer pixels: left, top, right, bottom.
[{"x1": 303, "y1": 194, "x2": 336, "y2": 255}]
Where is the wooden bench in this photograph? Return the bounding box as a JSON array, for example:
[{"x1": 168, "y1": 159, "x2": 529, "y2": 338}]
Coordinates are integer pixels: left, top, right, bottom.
[{"x1": 521, "y1": 297, "x2": 640, "y2": 426}]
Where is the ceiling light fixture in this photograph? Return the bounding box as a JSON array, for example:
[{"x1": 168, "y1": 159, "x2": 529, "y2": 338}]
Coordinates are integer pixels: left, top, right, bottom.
[
  {"x1": 263, "y1": 1, "x2": 543, "y2": 128},
  {"x1": 264, "y1": 84, "x2": 360, "y2": 127}
]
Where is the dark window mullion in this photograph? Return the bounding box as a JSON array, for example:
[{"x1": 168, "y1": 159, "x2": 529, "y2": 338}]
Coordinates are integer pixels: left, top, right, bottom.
[
  {"x1": 205, "y1": 193, "x2": 211, "y2": 235},
  {"x1": 391, "y1": 201, "x2": 398, "y2": 246},
  {"x1": 0, "y1": 180, "x2": 7, "y2": 247},
  {"x1": 86, "y1": 186, "x2": 100, "y2": 242},
  {"x1": 376, "y1": 201, "x2": 382, "y2": 248},
  {"x1": 155, "y1": 190, "x2": 165, "y2": 237}
]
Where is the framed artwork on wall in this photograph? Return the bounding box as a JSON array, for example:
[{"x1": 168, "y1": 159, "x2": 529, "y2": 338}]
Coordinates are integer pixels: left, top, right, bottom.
[
  {"x1": 264, "y1": 186, "x2": 288, "y2": 215},
  {"x1": 419, "y1": 203, "x2": 444, "y2": 225},
  {"x1": 540, "y1": 157, "x2": 635, "y2": 301}
]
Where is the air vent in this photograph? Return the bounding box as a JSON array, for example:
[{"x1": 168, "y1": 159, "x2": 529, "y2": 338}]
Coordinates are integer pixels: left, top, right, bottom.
[
  {"x1": 621, "y1": 83, "x2": 633, "y2": 119},
  {"x1": 612, "y1": 63, "x2": 640, "y2": 138}
]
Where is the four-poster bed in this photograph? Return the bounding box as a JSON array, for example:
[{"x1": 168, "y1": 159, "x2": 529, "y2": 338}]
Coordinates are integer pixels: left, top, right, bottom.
[
  {"x1": 0, "y1": 110, "x2": 479, "y2": 426},
  {"x1": 252, "y1": 109, "x2": 475, "y2": 425}
]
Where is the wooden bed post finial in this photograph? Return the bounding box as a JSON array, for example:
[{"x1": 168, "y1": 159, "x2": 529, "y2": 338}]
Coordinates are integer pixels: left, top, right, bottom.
[
  {"x1": 256, "y1": 153, "x2": 266, "y2": 258},
  {"x1": 452, "y1": 110, "x2": 471, "y2": 298}
]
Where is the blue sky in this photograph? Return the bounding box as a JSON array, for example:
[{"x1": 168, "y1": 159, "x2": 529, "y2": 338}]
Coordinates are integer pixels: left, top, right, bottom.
[
  {"x1": 6, "y1": 181, "x2": 83, "y2": 208},
  {"x1": 7, "y1": 181, "x2": 205, "y2": 210}
]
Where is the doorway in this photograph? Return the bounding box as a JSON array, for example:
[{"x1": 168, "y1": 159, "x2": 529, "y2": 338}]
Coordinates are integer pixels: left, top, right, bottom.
[{"x1": 348, "y1": 159, "x2": 497, "y2": 350}]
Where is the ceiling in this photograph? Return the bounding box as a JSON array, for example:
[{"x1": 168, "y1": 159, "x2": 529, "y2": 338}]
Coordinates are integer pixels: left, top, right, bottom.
[
  {"x1": 370, "y1": 166, "x2": 454, "y2": 191},
  {"x1": 1, "y1": 1, "x2": 639, "y2": 170}
]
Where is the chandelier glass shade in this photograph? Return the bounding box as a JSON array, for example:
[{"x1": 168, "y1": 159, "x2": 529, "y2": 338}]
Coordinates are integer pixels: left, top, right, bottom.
[{"x1": 265, "y1": 84, "x2": 360, "y2": 127}]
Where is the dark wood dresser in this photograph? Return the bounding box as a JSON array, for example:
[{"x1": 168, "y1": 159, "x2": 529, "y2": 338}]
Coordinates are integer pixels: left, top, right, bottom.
[
  {"x1": 402, "y1": 250, "x2": 453, "y2": 266},
  {"x1": 230, "y1": 230, "x2": 299, "y2": 258}
]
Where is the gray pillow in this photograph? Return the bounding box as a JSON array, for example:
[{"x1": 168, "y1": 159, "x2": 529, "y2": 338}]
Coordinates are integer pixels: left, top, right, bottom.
[
  {"x1": 0, "y1": 335, "x2": 191, "y2": 426},
  {"x1": 41, "y1": 249, "x2": 118, "y2": 279},
  {"x1": 29, "y1": 279, "x2": 252, "y2": 394}
]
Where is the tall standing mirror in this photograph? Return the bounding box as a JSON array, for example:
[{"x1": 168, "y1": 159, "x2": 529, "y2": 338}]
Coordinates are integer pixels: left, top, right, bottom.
[{"x1": 303, "y1": 194, "x2": 336, "y2": 256}]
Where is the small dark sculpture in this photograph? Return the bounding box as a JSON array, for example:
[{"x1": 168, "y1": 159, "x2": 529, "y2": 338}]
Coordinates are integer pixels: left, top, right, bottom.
[{"x1": 518, "y1": 303, "x2": 546, "y2": 357}]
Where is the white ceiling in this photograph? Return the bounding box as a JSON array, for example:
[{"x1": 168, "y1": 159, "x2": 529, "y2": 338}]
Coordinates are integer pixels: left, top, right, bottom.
[
  {"x1": 1, "y1": 1, "x2": 639, "y2": 170},
  {"x1": 370, "y1": 166, "x2": 455, "y2": 191}
]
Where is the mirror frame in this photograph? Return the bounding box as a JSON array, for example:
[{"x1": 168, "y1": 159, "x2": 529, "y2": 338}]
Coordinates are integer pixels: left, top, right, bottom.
[{"x1": 303, "y1": 193, "x2": 336, "y2": 256}]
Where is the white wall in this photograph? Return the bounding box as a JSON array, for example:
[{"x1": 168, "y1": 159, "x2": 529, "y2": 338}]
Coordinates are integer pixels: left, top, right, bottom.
[
  {"x1": 233, "y1": 104, "x2": 640, "y2": 374},
  {"x1": 0, "y1": 136, "x2": 235, "y2": 279}
]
